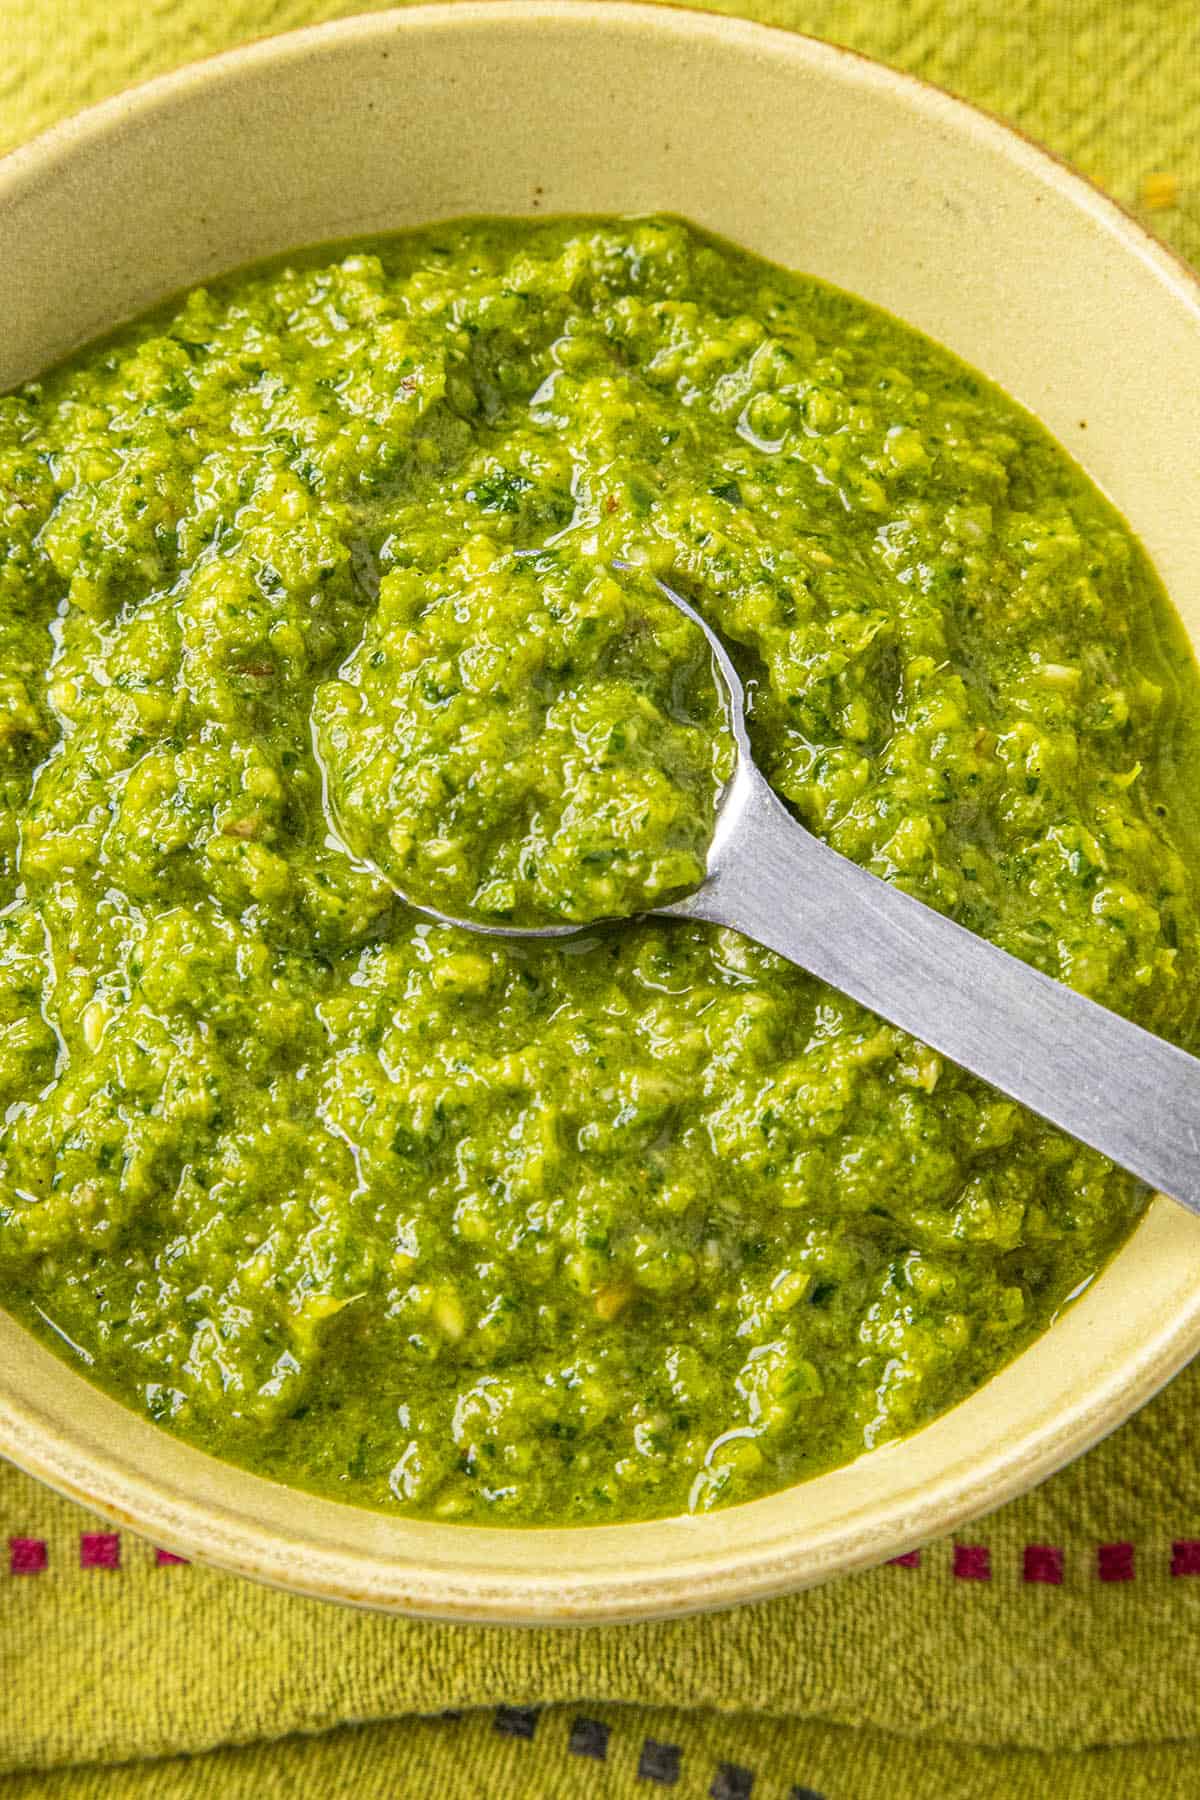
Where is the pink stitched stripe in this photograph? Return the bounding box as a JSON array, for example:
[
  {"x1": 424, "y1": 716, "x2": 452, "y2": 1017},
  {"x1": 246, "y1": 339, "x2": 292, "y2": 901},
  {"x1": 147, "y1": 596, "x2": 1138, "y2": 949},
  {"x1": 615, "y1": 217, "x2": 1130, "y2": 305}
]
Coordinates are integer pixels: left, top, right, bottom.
[
  {"x1": 4, "y1": 1533, "x2": 1190, "y2": 1581},
  {"x1": 79, "y1": 1532, "x2": 120, "y2": 1570},
  {"x1": 952, "y1": 1545, "x2": 991, "y2": 1580},
  {"x1": 1097, "y1": 1542, "x2": 1135, "y2": 1582},
  {"x1": 9, "y1": 1537, "x2": 47, "y2": 1574},
  {"x1": 1022, "y1": 1545, "x2": 1063, "y2": 1585}
]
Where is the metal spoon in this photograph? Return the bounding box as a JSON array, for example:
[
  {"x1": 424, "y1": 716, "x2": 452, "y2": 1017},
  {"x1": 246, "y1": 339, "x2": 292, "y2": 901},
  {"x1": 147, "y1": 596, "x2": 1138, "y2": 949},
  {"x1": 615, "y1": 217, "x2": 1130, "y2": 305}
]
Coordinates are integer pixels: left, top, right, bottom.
[{"x1": 355, "y1": 570, "x2": 1200, "y2": 1214}]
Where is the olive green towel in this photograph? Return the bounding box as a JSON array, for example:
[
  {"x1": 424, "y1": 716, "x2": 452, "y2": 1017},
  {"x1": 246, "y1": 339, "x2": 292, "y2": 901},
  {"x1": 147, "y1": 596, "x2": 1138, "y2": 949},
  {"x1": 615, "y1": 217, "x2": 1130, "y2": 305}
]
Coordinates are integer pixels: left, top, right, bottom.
[{"x1": 3, "y1": 2, "x2": 1200, "y2": 1795}]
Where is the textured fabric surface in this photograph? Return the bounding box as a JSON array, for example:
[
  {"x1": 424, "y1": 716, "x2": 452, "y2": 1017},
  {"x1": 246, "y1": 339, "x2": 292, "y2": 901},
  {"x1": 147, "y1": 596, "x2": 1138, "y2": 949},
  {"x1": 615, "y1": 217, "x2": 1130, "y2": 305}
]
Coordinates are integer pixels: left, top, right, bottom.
[{"x1": 2, "y1": 2, "x2": 1200, "y2": 1795}]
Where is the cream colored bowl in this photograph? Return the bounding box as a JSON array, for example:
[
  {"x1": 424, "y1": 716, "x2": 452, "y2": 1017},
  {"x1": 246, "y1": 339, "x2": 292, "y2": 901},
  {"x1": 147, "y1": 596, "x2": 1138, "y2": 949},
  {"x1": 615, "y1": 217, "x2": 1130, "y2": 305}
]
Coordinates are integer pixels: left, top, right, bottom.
[{"x1": 2, "y1": 1, "x2": 1200, "y2": 1623}]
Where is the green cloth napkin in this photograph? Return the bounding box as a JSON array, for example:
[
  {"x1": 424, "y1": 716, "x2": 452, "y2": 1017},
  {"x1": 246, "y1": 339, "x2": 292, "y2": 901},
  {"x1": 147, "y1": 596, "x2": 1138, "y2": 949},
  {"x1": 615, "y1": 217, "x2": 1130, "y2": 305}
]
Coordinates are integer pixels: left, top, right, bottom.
[{"x1": 3, "y1": 2, "x2": 1200, "y2": 1794}]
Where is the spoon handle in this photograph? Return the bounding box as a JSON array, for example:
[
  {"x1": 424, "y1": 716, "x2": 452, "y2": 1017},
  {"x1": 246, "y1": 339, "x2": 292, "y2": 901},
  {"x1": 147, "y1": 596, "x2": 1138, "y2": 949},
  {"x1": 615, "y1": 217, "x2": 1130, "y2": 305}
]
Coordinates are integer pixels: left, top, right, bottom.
[{"x1": 677, "y1": 765, "x2": 1200, "y2": 1212}]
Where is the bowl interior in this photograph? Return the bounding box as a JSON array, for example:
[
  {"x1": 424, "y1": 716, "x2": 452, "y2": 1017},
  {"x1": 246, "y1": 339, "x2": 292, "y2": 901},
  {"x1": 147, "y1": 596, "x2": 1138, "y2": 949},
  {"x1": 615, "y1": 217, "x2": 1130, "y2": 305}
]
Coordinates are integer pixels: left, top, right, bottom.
[{"x1": 2, "y1": 0, "x2": 1200, "y2": 1621}]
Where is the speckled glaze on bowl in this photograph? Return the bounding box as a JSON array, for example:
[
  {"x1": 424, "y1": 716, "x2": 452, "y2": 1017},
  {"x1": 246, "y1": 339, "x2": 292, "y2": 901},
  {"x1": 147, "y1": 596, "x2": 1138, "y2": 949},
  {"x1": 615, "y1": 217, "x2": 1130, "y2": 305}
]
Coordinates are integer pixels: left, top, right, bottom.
[{"x1": 2, "y1": 2, "x2": 1200, "y2": 1623}]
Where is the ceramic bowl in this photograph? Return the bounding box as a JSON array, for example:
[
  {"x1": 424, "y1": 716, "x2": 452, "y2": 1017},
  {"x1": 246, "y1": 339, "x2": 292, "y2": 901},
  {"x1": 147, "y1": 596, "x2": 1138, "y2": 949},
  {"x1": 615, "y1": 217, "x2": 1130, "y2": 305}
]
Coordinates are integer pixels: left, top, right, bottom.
[{"x1": 2, "y1": 1, "x2": 1200, "y2": 1623}]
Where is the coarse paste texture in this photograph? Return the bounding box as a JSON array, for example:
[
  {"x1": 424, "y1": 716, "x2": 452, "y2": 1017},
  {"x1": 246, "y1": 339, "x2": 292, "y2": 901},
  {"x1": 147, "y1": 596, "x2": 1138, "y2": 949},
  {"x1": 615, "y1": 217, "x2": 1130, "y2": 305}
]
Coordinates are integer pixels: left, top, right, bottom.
[
  {"x1": 313, "y1": 548, "x2": 732, "y2": 926},
  {"x1": 1, "y1": 216, "x2": 1198, "y2": 1524}
]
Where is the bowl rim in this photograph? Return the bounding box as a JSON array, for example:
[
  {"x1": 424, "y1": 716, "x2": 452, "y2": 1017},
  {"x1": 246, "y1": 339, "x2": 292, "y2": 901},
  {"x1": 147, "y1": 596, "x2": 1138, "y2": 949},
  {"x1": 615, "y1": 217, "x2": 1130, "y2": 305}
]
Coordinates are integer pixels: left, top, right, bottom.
[{"x1": 3, "y1": 0, "x2": 1200, "y2": 1623}]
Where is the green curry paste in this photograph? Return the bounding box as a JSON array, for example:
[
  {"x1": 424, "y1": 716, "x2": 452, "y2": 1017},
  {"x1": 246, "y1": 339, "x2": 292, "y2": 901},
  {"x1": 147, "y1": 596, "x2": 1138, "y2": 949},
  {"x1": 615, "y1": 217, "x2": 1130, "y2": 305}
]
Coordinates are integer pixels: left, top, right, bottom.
[{"x1": 1, "y1": 216, "x2": 1198, "y2": 1523}]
